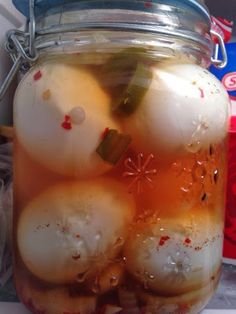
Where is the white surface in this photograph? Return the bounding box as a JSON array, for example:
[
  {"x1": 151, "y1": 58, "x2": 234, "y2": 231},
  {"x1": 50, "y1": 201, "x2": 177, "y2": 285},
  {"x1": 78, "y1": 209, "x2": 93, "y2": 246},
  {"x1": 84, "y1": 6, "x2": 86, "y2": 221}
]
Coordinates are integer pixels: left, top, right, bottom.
[
  {"x1": 223, "y1": 257, "x2": 236, "y2": 266},
  {"x1": 0, "y1": 303, "x2": 234, "y2": 314}
]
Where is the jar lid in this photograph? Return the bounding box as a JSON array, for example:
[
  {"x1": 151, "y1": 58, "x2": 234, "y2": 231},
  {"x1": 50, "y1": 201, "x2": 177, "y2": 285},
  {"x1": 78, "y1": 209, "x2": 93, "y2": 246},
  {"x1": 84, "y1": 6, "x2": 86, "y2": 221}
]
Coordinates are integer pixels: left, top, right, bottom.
[
  {"x1": 10, "y1": 0, "x2": 217, "y2": 69},
  {"x1": 0, "y1": 0, "x2": 226, "y2": 103},
  {"x1": 13, "y1": 0, "x2": 210, "y2": 21}
]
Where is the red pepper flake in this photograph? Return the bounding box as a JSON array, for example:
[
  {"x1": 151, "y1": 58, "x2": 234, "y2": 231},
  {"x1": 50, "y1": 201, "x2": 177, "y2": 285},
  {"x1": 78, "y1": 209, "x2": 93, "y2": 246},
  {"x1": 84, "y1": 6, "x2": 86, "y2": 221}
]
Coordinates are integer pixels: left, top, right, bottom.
[
  {"x1": 159, "y1": 239, "x2": 165, "y2": 246},
  {"x1": 75, "y1": 233, "x2": 80, "y2": 238},
  {"x1": 61, "y1": 115, "x2": 72, "y2": 130},
  {"x1": 144, "y1": 0, "x2": 153, "y2": 8},
  {"x1": 159, "y1": 236, "x2": 170, "y2": 246},
  {"x1": 101, "y1": 127, "x2": 110, "y2": 139},
  {"x1": 34, "y1": 70, "x2": 42, "y2": 81},
  {"x1": 199, "y1": 88, "x2": 205, "y2": 98},
  {"x1": 184, "y1": 238, "x2": 191, "y2": 245}
]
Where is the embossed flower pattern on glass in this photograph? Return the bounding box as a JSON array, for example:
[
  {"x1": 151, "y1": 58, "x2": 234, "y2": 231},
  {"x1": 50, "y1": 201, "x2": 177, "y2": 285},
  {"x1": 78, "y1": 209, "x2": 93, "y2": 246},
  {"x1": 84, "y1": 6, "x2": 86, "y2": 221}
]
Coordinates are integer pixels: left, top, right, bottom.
[
  {"x1": 164, "y1": 251, "x2": 192, "y2": 282},
  {"x1": 123, "y1": 153, "x2": 157, "y2": 194}
]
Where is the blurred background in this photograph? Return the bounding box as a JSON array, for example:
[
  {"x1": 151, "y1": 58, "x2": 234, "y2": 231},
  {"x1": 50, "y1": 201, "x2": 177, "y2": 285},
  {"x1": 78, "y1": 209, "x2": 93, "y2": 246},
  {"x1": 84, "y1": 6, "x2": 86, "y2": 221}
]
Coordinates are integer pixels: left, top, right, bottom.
[
  {"x1": 206, "y1": 0, "x2": 236, "y2": 38},
  {"x1": 0, "y1": 0, "x2": 25, "y2": 126}
]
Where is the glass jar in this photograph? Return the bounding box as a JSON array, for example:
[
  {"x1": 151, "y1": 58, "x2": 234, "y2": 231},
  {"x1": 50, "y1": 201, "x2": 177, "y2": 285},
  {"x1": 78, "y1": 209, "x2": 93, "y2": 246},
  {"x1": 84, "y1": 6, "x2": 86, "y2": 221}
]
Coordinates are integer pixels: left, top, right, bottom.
[{"x1": 5, "y1": 0, "x2": 230, "y2": 313}]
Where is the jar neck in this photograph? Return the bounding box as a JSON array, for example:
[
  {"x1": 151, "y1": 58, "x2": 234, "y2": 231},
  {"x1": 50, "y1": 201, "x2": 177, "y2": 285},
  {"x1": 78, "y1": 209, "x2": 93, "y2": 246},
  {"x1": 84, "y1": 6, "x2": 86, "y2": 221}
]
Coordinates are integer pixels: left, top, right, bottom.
[
  {"x1": 35, "y1": 29, "x2": 212, "y2": 68},
  {"x1": 33, "y1": 1, "x2": 212, "y2": 66},
  {"x1": 0, "y1": 1, "x2": 217, "y2": 102}
]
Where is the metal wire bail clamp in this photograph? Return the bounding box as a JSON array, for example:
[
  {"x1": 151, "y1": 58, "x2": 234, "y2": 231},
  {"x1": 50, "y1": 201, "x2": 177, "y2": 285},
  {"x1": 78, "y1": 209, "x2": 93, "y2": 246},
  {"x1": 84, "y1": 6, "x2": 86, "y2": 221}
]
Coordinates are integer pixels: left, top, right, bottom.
[
  {"x1": 0, "y1": 0, "x2": 38, "y2": 102},
  {"x1": 210, "y1": 29, "x2": 228, "y2": 69}
]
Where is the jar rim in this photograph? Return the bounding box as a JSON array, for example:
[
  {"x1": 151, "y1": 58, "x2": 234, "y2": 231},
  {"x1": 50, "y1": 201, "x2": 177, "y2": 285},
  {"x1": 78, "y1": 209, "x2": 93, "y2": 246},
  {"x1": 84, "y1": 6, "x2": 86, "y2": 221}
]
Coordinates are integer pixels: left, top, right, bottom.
[
  {"x1": 33, "y1": 1, "x2": 212, "y2": 58},
  {"x1": 13, "y1": 0, "x2": 210, "y2": 22},
  {"x1": 12, "y1": 1, "x2": 212, "y2": 53}
]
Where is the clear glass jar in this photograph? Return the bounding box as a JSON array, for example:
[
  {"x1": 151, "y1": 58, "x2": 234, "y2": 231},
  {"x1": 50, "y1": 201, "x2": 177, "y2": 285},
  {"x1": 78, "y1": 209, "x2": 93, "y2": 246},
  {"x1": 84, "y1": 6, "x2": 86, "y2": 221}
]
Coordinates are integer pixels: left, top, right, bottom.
[{"x1": 10, "y1": 1, "x2": 230, "y2": 313}]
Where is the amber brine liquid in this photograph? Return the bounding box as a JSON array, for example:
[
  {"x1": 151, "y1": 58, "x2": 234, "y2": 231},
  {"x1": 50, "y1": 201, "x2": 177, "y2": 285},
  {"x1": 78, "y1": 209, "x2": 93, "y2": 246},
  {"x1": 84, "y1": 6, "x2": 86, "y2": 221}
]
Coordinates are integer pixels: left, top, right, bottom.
[{"x1": 13, "y1": 53, "x2": 229, "y2": 314}]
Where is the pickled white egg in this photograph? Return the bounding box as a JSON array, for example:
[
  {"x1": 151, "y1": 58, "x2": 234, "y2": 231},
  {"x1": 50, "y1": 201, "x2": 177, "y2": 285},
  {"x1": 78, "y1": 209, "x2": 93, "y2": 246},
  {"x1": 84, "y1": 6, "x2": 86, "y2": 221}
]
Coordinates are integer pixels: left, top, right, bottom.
[
  {"x1": 14, "y1": 62, "x2": 120, "y2": 177},
  {"x1": 122, "y1": 63, "x2": 229, "y2": 155},
  {"x1": 17, "y1": 179, "x2": 134, "y2": 284},
  {"x1": 138, "y1": 274, "x2": 218, "y2": 314},
  {"x1": 124, "y1": 214, "x2": 223, "y2": 295}
]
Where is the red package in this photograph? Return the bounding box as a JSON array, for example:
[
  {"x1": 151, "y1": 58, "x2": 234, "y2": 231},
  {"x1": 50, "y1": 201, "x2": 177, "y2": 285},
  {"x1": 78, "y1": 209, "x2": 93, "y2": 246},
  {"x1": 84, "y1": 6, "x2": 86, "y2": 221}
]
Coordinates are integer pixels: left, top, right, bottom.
[{"x1": 224, "y1": 114, "x2": 236, "y2": 265}]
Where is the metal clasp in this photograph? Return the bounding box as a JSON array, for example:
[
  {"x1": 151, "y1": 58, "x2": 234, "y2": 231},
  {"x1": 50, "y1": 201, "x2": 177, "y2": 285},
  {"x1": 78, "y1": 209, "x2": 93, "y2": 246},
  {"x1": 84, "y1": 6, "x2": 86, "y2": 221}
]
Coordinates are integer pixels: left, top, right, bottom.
[
  {"x1": 0, "y1": 0, "x2": 37, "y2": 102},
  {"x1": 210, "y1": 29, "x2": 228, "y2": 69}
]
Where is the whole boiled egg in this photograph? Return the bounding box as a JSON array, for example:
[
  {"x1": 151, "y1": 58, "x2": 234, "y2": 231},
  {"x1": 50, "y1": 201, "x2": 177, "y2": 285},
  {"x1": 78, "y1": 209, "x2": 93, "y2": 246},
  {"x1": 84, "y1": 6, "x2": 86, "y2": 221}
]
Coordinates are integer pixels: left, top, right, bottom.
[
  {"x1": 124, "y1": 213, "x2": 223, "y2": 296},
  {"x1": 122, "y1": 63, "x2": 229, "y2": 155},
  {"x1": 17, "y1": 179, "x2": 134, "y2": 284},
  {"x1": 14, "y1": 61, "x2": 120, "y2": 178},
  {"x1": 138, "y1": 274, "x2": 218, "y2": 314}
]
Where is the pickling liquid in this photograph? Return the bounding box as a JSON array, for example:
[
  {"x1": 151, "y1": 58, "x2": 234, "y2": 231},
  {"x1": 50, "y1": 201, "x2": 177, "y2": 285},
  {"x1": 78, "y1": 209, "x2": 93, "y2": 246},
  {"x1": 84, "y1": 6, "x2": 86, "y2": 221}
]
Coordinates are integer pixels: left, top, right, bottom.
[{"x1": 13, "y1": 52, "x2": 229, "y2": 314}]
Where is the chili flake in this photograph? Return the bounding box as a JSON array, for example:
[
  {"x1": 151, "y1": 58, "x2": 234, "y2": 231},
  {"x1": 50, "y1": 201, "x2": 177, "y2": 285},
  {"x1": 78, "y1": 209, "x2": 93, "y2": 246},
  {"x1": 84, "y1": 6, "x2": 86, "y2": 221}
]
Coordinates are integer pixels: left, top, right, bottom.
[
  {"x1": 199, "y1": 88, "x2": 205, "y2": 98},
  {"x1": 34, "y1": 70, "x2": 42, "y2": 81},
  {"x1": 101, "y1": 127, "x2": 110, "y2": 139},
  {"x1": 159, "y1": 236, "x2": 170, "y2": 246},
  {"x1": 61, "y1": 115, "x2": 72, "y2": 130},
  {"x1": 184, "y1": 238, "x2": 191, "y2": 245}
]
